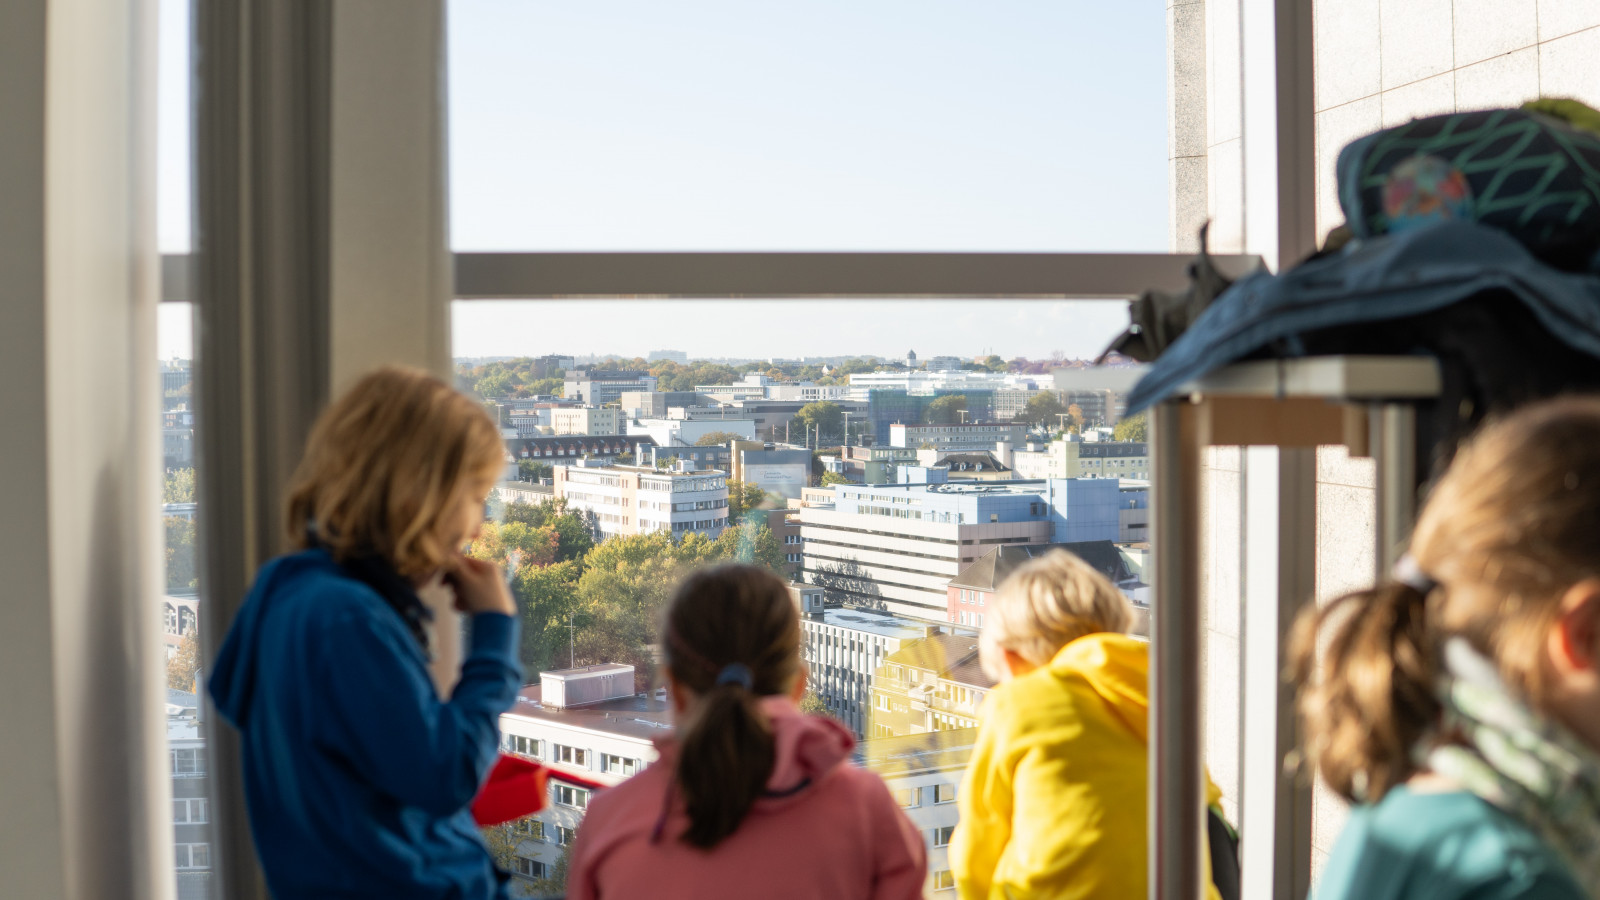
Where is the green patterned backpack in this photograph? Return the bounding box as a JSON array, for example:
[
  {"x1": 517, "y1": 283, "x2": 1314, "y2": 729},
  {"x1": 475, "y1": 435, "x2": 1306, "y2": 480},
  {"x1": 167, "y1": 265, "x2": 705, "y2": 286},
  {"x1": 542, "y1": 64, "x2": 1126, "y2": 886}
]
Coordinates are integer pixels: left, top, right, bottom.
[{"x1": 1336, "y1": 101, "x2": 1600, "y2": 271}]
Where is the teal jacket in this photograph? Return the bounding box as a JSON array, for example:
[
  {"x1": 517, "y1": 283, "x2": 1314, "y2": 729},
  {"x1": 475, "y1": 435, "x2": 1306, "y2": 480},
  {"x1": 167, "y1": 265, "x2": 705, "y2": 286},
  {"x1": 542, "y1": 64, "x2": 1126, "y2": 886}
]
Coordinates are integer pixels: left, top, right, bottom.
[{"x1": 1314, "y1": 785, "x2": 1584, "y2": 900}]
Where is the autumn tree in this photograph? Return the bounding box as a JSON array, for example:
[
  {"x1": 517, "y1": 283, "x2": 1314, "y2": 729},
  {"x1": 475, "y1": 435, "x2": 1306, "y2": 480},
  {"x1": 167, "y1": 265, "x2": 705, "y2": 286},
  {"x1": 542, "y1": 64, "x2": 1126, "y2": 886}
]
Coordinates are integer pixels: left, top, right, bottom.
[
  {"x1": 1113, "y1": 411, "x2": 1148, "y2": 442},
  {"x1": 167, "y1": 628, "x2": 201, "y2": 691},
  {"x1": 820, "y1": 471, "x2": 850, "y2": 487},
  {"x1": 469, "y1": 521, "x2": 560, "y2": 571},
  {"x1": 800, "y1": 690, "x2": 830, "y2": 717},
  {"x1": 163, "y1": 467, "x2": 196, "y2": 503}
]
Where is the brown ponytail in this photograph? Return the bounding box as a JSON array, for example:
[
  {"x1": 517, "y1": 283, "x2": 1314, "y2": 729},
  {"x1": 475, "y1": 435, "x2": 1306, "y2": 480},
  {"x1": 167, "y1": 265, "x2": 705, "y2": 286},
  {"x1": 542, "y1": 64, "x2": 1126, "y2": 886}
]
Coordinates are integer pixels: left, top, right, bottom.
[
  {"x1": 662, "y1": 564, "x2": 801, "y2": 849},
  {"x1": 1290, "y1": 582, "x2": 1439, "y2": 803},
  {"x1": 1293, "y1": 396, "x2": 1600, "y2": 804}
]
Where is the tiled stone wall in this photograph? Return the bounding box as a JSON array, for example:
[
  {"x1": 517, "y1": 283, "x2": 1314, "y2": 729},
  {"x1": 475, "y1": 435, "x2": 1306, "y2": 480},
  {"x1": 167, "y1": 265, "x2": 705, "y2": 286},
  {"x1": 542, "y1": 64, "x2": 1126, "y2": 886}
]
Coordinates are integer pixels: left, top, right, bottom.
[{"x1": 1165, "y1": 0, "x2": 1600, "y2": 878}]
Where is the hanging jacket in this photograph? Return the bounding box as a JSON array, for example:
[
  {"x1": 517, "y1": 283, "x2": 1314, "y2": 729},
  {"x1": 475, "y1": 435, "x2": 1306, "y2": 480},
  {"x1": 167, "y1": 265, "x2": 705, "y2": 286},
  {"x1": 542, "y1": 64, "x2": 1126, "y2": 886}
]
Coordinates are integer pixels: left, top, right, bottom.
[
  {"x1": 949, "y1": 632, "x2": 1224, "y2": 900},
  {"x1": 566, "y1": 697, "x2": 927, "y2": 900},
  {"x1": 209, "y1": 548, "x2": 522, "y2": 899}
]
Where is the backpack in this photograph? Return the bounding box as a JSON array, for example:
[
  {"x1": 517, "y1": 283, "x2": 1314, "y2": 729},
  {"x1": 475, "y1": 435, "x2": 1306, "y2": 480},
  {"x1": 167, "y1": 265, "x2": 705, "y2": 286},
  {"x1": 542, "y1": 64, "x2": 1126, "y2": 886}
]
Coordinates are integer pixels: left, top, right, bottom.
[{"x1": 1336, "y1": 106, "x2": 1600, "y2": 272}]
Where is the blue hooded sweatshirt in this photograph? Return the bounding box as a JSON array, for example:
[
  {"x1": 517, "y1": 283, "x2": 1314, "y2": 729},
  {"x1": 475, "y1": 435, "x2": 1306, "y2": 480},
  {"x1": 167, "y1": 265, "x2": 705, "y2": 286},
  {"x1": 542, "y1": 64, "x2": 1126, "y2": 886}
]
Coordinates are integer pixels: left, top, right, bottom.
[{"x1": 209, "y1": 548, "x2": 522, "y2": 899}]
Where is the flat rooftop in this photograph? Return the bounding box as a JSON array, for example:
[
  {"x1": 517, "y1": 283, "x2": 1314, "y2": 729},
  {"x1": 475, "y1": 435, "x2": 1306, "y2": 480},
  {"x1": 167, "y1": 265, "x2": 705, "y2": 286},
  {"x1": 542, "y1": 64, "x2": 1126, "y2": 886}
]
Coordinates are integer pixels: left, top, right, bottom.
[
  {"x1": 803, "y1": 607, "x2": 941, "y2": 641},
  {"x1": 503, "y1": 684, "x2": 675, "y2": 742},
  {"x1": 541, "y1": 662, "x2": 634, "y2": 678}
]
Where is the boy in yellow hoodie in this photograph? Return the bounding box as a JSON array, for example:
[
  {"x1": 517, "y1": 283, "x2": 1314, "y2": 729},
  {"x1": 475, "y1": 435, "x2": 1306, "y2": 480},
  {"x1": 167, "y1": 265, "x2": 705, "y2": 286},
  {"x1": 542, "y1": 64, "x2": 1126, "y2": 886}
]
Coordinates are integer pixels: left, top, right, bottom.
[{"x1": 949, "y1": 551, "x2": 1226, "y2": 900}]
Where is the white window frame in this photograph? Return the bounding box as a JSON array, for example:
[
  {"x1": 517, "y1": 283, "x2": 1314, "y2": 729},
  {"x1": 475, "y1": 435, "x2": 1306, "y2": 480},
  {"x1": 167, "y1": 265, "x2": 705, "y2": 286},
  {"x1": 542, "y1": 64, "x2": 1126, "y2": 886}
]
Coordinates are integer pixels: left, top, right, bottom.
[
  {"x1": 173, "y1": 797, "x2": 209, "y2": 823},
  {"x1": 175, "y1": 843, "x2": 211, "y2": 869},
  {"x1": 554, "y1": 784, "x2": 589, "y2": 809}
]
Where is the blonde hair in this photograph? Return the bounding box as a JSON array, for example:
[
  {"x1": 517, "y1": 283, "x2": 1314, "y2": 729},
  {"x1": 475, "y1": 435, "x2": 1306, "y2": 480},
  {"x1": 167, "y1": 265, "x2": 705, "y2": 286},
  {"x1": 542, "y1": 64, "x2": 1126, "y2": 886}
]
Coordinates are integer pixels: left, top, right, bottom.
[
  {"x1": 1292, "y1": 396, "x2": 1600, "y2": 803},
  {"x1": 980, "y1": 550, "x2": 1133, "y2": 680},
  {"x1": 284, "y1": 366, "x2": 506, "y2": 579}
]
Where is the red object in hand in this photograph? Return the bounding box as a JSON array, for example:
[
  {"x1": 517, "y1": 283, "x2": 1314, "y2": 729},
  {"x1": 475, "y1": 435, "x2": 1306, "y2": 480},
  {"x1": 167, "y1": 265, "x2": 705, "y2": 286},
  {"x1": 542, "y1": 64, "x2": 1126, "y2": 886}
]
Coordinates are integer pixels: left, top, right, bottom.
[{"x1": 471, "y1": 754, "x2": 607, "y2": 826}]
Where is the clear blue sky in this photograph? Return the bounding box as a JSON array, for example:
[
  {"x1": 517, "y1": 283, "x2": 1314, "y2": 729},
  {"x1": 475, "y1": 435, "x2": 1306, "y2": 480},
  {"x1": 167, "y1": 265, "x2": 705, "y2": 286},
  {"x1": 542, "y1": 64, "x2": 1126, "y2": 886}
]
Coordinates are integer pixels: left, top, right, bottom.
[{"x1": 160, "y1": 1, "x2": 1168, "y2": 361}]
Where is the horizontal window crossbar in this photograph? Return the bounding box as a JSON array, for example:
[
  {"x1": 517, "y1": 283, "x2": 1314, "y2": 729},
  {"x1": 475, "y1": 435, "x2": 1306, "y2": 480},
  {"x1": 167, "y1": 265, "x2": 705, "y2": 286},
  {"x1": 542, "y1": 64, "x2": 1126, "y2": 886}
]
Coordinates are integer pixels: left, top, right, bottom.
[{"x1": 159, "y1": 252, "x2": 1263, "y2": 303}]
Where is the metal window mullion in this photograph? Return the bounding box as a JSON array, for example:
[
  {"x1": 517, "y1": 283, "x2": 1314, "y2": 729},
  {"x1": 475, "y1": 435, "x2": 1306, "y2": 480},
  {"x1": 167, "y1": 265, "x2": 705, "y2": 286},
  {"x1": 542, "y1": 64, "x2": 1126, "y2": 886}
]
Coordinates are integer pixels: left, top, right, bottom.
[{"x1": 1150, "y1": 400, "x2": 1204, "y2": 900}]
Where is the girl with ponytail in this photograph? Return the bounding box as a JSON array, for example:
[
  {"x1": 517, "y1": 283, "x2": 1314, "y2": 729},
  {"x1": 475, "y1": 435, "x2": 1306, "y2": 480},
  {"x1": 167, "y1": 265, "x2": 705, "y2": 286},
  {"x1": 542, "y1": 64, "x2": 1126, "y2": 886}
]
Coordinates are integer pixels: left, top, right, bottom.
[
  {"x1": 1295, "y1": 397, "x2": 1600, "y2": 900},
  {"x1": 565, "y1": 564, "x2": 926, "y2": 900}
]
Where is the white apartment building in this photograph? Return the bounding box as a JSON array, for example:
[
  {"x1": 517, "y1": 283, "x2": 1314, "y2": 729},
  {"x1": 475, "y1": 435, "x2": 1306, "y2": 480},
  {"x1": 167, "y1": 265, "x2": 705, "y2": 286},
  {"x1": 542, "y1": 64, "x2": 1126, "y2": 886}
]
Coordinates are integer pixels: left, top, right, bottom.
[
  {"x1": 497, "y1": 665, "x2": 668, "y2": 890},
  {"x1": 849, "y1": 370, "x2": 1030, "y2": 395},
  {"x1": 764, "y1": 383, "x2": 855, "y2": 402},
  {"x1": 1012, "y1": 439, "x2": 1150, "y2": 481},
  {"x1": 553, "y1": 462, "x2": 729, "y2": 540},
  {"x1": 798, "y1": 607, "x2": 933, "y2": 736},
  {"x1": 550, "y1": 407, "x2": 621, "y2": 436},
  {"x1": 855, "y1": 729, "x2": 976, "y2": 897}
]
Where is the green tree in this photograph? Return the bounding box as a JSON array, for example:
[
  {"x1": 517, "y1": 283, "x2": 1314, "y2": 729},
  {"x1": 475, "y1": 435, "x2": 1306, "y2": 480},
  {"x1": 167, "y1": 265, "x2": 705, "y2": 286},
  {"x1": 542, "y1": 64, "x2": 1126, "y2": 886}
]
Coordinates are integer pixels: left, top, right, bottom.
[
  {"x1": 469, "y1": 521, "x2": 560, "y2": 571},
  {"x1": 165, "y1": 516, "x2": 198, "y2": 593},
  {"x1": 166, "y1": 628, "x2": 201, "y2": 691},
  {"x1": 820, "y1": 471, "x2": 850, "y2": 487},
  {"x1": 526, "y1": 376, "x2": 563, "y2": 396},
  {"x1": 694, "y1": 430, "x2": 744, "y2": 447},
  {"x1": 514, "y1": 559, "x2": 582, "y2": 674},
  {"x1": 528, "y1": 844, "x2": 573, "y2": 895},
  {"x1": 163, "y1": 467, "x2": 196, "y2": 503},
  {"x1": 503, "y1": 499, "x2": 596, "y2": 563},
  {"x1": 712, "y1": 522, "x2": 785, "y2": 574},
  {"x1": 923, "y1": 394, "x2": 968, "y2": 425},
  {"x1": 791, "y1": 401, "x2": 843, "y2": 442},
  {"x1": 983, "y1": 354, "x2": 1007, "y2": 373},
  {"x1": 1113, "y1": 411, "x2": 1148, "y2": 442},
  {"x1": 517, "y1": 459, "x2": 553, "y2": 482},
  {"x1": 475, "y1": 371, "x2": 514, "y2": 399},
  {"x1": 1015, "y1": 391, "x2": 1067, "y2": 427},
  {"x1": 726, "y1": 480, "x2": 770, "y2": 522}
]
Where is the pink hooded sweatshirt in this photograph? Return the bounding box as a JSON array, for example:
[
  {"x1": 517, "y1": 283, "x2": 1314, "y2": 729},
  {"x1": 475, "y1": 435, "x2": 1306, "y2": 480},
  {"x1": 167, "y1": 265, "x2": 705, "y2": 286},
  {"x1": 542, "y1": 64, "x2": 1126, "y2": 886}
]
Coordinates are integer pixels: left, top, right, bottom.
[{"x1": 566, "y1": 697, "x2": 927, "y2": 900}]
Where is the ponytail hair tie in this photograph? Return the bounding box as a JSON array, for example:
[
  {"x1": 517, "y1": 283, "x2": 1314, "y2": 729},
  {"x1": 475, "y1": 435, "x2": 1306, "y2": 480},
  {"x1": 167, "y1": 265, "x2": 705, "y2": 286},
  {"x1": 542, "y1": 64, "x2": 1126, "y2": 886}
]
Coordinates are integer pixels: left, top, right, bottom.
[
  {"x1": 715, "y1": 663, "x2": 754, "y2": 690},
  {"x1": 1392, "y1": 554, "x2": 1438, "y2": 595}
]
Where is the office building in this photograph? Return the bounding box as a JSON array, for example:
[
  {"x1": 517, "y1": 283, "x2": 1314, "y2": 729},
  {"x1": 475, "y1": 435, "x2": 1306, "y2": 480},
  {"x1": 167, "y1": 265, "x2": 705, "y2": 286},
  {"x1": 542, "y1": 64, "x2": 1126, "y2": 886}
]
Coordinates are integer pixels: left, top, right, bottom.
[
  {"x1": 888, "y1": 422, "x2": 1028, "y2": 451},
  {"x1": 551, "y1": 407, "x2": 622, "y2": 436},
  {"x1": 1012, "y1": 439, "x2": 1150, "y2": 481},
  {"x1": 865, "y1": 390, "x2": 996, "y2": 443},
  {"x1": 729, "y1": 445, "x2": 812, "y2": 501},
  {"x1": 167, "y1": 691, "x2": 213, "y2": 898},
  {"x1": 798, "y1": 606, "x2": 934, "y2": 736},
  {"x1": 564, "y1": 370, "x2": 658, "y2": 405},
  {"x1": 554, "y1": 461, "x2": 729, "y2": 539},
  {"x1": 799, "y1": 476, "x2": 1121, "y2": 620},
  {"x1": 627, "y1": 416, "x2": 758, "y2": 447},
  {"x1": 617, "y1": 390, "x2": 705, "y2": 418}
]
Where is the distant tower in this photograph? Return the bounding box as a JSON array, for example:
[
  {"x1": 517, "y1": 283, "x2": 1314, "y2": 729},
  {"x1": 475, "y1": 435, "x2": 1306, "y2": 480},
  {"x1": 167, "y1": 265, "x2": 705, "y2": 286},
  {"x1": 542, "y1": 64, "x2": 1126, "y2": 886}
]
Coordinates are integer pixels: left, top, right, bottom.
[{"x1": 906, "y1": 349, "x2": 918, "y2": 368}]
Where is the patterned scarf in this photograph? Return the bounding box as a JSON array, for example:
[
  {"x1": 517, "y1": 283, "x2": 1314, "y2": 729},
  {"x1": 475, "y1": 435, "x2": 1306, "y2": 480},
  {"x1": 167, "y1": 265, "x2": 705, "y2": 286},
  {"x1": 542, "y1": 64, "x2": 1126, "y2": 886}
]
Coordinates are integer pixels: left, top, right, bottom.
[{"x1": 1423, "y1": 638, "x2": 1600, "y2": 894}]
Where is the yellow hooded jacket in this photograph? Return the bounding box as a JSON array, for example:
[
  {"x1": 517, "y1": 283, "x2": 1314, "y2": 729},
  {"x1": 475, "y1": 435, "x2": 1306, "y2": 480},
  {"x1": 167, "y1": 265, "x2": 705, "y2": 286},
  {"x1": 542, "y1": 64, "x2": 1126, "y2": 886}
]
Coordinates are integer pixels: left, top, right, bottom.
[{"x1": 949, "y1": 632, "x2": 1223, "y2": 900}]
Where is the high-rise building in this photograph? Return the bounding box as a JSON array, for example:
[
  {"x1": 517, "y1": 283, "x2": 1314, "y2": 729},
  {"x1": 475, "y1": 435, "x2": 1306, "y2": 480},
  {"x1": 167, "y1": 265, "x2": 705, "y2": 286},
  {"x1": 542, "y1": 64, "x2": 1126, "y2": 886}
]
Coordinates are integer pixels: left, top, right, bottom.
[
  {"x1": 797, "y1": 606, "x2": 932, "y2": 736},
  {"x1": 563, "y1": 370, "x2": 658, "y2": 405},
  {"x1": 799, "y1": 477, "x2": 1121, "y2": 620}
]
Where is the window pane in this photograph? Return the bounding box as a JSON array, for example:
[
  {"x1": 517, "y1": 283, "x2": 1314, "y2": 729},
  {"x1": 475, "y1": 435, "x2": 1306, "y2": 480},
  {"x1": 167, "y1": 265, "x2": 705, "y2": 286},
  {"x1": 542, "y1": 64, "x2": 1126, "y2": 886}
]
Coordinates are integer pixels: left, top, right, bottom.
[
  {"x1": 465, "y1": 297, "x2": 1149, "y2": 898},
  {"x1": 448, "y1": 1, "x2": 1168, "y2": 251},
  {"x1": 160, "y1": 301, "x2": 214, "y2": 899}
]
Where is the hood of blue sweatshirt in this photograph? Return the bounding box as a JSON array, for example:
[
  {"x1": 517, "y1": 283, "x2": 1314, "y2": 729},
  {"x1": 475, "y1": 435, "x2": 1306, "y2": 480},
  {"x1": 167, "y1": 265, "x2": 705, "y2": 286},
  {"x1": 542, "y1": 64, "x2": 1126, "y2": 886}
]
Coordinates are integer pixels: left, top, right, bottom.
[{"x1": 208, "y1": 548, "x2": 522, "y2": 900}]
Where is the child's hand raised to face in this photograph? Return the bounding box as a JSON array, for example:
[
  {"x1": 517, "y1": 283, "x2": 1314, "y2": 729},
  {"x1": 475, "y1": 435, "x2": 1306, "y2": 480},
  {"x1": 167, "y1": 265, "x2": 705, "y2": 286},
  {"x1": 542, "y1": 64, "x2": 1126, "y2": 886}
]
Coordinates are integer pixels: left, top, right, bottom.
[{"x1": 444, "y1": 555, "x2": 516, "y2": 617}]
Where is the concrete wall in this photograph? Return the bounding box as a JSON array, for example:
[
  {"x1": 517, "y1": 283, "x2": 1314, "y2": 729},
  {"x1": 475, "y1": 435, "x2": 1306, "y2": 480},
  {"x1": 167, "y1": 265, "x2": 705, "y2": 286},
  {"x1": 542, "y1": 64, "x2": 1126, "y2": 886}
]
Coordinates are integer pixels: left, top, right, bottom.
[
  {"x1": 1312, "y1": 1, "x2": 1600, "y2": 241},
  {"x1": 1169, "y1": 0, "x2": 1600, "y2": 876}
]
